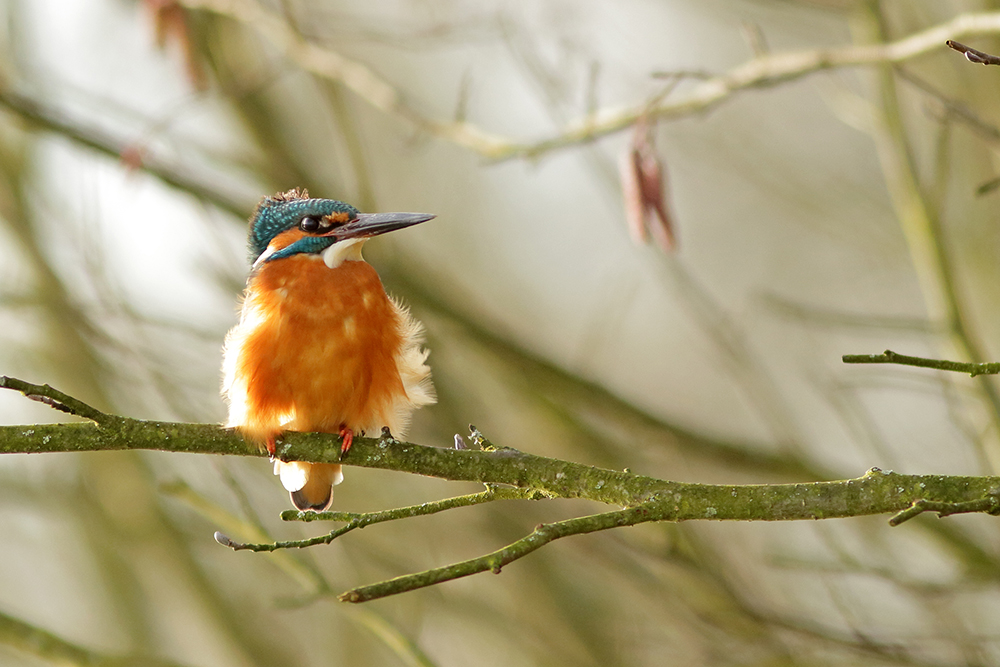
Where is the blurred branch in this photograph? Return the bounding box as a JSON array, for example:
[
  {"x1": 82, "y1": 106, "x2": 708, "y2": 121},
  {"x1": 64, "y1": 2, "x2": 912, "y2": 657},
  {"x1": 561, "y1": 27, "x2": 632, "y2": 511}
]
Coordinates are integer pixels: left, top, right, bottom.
[
  {"x1": 659, "y1": 260, "x2": 807, "y2": 456},
  {"x1": 162, "y1": 480, "x2": 441, "y2": 667},
  {"x1": 894, "y1": 66, "x2": 1000, "y2": 146},
  {"x1": 843, "y1": 349, "x2": 1000, "y2": 376},
  {"x1": 762, "y1": 292, "x2": 941, "y2": 333},
  {"x1": 0, "y1": 608, "x2": 190, "y2": 667},
  {"x1": 2, "y1": 51, "x2": 827, "y2": 481},
  {"x1": 0, "y1": 86, "x2": 246, "y2": 217},
  {"x1": 0, "y1": 0, "x2": 965, "y2": 478},
  {"x1": 397, "y1": 275, "x2": 825, "y2": 480},
  {"x1": 178, "y1": 4, "x2": 1000, "y2": 159},
  {"x1": 161, "y1": 479, "x2": 329, "y2": 593},
  {"x1": 179, "y1": 0, "x2": 510, "y2": 157}
]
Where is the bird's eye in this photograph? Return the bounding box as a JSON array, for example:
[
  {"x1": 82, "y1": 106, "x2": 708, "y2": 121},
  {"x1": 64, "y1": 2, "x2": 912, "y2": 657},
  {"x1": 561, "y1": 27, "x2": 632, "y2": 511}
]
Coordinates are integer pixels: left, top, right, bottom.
[{"x1": 299, "y1": 216, "x2": 320, "y2": 232}]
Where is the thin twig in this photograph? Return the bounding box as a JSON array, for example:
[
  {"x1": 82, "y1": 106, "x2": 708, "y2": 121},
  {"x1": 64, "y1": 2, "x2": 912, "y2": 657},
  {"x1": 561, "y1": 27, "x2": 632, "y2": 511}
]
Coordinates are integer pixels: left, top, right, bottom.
[
  {"x1": 842, "y1": 349, "x2": 1000, "y2": 377},
  {"x1": 215, "y1": 485, "x2": 543, "y2": 551},
  {"x1": 280, "y1": 484, "x2": 543, "y2": 522},
  {"x1": 162, "y1": 480, "x2": 329, "y2": 593},
  {"x1": 215, "y1": 523, "x2": 356, "y2": 551},
  {"x1": 0, "y1": 375, "x2": 112, "y2": 424},
  {"x1": 890, "y1": 495, "x2": 1000, "y2": 526},
  {"x1": 341, "y1": 479, "x2": 1000, "y2": 602},
  {"x1": 946, "y1": 39, "x2": 1000, "y2": 65},
  {"x1": 340, "y1": 503, "x2": 657, "y2": 602}
]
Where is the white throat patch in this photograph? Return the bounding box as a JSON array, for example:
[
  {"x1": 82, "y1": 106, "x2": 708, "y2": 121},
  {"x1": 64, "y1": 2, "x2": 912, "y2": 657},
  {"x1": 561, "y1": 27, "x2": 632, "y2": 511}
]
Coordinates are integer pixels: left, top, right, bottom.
[
  {"x1": 322, "y1": 238, "x2": 367, "y2": 269},
  {"x1": 251, "y1": 245, "x2": 277, "y2": 271}
]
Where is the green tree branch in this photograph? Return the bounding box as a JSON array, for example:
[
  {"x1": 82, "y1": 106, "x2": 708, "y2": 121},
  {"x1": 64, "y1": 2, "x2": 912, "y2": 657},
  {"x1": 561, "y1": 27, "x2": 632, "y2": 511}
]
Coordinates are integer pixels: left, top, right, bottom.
[{"x1": 4, "y1": 375, "x2": 1000, "y2": 602}]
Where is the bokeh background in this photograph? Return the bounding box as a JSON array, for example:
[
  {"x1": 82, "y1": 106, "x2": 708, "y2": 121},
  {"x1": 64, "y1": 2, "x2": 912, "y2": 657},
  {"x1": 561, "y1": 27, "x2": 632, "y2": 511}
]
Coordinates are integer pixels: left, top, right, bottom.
[{"x1": 3, "y1": 0, "x2": 1000, "y2": 665}]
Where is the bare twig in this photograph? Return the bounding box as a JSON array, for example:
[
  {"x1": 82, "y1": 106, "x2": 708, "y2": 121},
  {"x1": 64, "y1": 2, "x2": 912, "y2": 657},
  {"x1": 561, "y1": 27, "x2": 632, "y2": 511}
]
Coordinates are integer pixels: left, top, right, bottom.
[
  {"x1": 345, "y1": 474, "x2": 1000, "y2": 602},
  {"x1": 340, "y1": 503, "x2": 657, "y2": 602},
  {"x1": 215, "y1": 485, "x2": 543, "y2": 551},
  {"x1": 946, "y1": 39, "x2": 1000, "y2": 65},
  {"x1": 0, "y1": 375, "x2": 113, "y2": 424},
  {"x1": 842, "y1": 349, "x2": 1000, "y2": 377},
  {"x1": 890, "y1": 495, "x2": 1000, "y2": 526},
  {"x1": 214, "y1": 523, "x2": 353, "y2": 551},
  {"x1": 649, "y1": 69, "x2": 714, "y2": 81},
  {"x1": 162, "y1": 480, "x2": 329, "y2": 593}
]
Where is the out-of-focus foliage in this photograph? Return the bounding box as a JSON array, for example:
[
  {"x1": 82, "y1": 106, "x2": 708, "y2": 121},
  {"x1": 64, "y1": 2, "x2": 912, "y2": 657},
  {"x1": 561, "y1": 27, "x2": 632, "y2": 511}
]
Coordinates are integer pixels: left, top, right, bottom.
[{"x1": 3, "y1": 0, "x2": 1000, "y2": 665}]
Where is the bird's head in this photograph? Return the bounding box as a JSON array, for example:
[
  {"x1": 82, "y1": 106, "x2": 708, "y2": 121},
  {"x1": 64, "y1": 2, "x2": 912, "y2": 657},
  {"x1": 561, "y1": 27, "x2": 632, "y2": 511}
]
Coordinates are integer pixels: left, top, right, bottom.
[{"x1": 248, "y1": 188, "x2": 434, "y2": 268}]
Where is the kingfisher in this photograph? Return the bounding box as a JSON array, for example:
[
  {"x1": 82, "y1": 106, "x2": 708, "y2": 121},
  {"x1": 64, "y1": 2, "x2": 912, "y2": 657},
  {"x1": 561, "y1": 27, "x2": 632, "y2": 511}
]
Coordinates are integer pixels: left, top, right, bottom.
[{"x1": 222, "y1": 188, "x2": 435, "y2": 511}]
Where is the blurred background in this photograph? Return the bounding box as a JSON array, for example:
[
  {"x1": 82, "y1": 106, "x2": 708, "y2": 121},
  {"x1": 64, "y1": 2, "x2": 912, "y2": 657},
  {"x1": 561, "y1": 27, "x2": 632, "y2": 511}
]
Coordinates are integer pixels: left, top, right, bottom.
[{"x1": 2, "y1": 0, "x2": 1000, "y2": 665}]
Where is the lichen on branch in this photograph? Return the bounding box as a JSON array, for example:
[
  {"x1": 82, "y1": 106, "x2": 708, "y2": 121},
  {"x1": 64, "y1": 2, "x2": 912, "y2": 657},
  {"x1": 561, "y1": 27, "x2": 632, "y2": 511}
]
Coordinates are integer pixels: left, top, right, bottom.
[{"x1": 3, "y1": 375, "x2": 1000, "y2": 602}]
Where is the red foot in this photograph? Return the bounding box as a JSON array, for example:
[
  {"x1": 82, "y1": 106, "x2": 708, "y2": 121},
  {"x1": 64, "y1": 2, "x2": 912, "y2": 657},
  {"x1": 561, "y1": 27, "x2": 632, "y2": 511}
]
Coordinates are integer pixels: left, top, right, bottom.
[
  {"x1": 338, "y1": 426, "x2": 354, "y2": 457},
  {"x1": 265, "y1": 436, "x2": 276, "y2": 460}
]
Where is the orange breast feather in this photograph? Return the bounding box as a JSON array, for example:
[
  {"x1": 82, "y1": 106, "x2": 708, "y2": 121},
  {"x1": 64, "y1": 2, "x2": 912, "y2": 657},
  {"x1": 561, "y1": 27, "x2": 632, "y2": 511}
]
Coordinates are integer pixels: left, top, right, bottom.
[{"x1": 231, "y1": 254, "x2": 407, "y2": 444}]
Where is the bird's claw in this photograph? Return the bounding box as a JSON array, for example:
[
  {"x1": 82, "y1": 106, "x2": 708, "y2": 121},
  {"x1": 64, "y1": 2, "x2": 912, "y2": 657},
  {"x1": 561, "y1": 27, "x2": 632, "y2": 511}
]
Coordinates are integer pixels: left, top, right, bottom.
[{"x1": 338, "y1": 426, "x2": 354, "y2": 458}]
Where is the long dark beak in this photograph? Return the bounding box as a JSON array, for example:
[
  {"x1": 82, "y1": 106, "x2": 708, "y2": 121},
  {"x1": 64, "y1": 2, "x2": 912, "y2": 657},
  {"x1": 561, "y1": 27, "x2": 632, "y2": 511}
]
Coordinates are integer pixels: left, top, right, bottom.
[{"x1": 321, "y1": 212, "x2": 435, "y2": 241}]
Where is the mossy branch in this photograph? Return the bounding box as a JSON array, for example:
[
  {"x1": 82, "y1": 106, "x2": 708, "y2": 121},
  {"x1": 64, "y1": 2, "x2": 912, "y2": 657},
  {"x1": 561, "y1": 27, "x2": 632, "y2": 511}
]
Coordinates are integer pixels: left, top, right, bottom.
[{"x1": 4, "y1": 376, "x2": 1000, "y2": 602}]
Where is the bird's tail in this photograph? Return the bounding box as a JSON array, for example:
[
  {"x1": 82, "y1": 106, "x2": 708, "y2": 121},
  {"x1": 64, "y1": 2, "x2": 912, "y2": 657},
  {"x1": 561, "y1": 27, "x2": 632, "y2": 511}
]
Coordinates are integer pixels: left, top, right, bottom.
[{"x1": 274, "y1": 461, "x2": 344, "y2": 512}]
